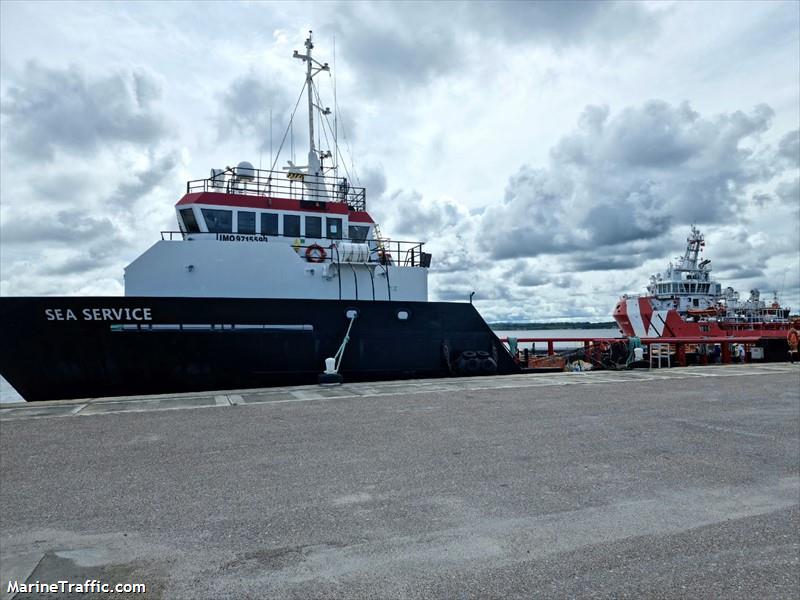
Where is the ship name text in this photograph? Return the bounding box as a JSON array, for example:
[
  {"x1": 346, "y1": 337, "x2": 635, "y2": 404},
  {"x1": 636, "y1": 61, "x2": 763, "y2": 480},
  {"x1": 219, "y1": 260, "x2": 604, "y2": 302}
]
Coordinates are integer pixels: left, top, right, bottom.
[
  {"x1": 45, "y1": 308, "x2": 153, "y2": 321},
  {"x1": 216, "y1": 233, "x2": 269, "y2": 242}
]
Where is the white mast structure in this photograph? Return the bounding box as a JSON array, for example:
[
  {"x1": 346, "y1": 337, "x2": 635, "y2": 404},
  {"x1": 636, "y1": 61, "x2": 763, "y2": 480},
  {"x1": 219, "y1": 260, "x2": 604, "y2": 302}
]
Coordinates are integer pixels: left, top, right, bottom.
[
  {"x1": 678, "y1": 225, "x2": 705, "y2": 272},
  {"x1": 291, "y1": 30, "x2": 332, "y2": 200}
]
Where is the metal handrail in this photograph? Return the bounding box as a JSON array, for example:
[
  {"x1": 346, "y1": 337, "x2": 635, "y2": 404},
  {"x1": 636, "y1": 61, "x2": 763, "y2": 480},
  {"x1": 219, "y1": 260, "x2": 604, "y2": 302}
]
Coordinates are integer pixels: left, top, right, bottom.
[
  {"x1": 186, "y1": 166, "x2": 367, "y2": 211},
  {"x1": 159, "y1": 231, "x2": 427, "y2": 267}
]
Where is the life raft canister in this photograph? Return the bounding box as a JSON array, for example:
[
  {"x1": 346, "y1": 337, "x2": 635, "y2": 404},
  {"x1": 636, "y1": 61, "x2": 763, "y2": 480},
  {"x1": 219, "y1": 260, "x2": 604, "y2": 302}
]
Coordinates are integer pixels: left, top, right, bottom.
[
  {"x1": 788, "y1": 328, "x2": 799, "y2": 351},
  {"x1": 305, "y1": 243, "x2": 327, "y2": 263}
]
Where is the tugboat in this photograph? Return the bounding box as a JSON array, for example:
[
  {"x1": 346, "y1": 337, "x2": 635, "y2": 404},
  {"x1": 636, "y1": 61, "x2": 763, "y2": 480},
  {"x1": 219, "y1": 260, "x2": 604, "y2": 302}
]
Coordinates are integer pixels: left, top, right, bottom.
[
  {"x1": 0, "y1": 32, "x2": 519, "y2": 402},
  {"x1": 613, "y1": 226, "x2": 797, "y2": 359}
]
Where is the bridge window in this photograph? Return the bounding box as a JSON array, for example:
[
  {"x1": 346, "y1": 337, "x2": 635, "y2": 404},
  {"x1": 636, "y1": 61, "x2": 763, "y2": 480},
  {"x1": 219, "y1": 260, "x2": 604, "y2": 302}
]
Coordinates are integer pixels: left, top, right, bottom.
[
  {"x1": 305, "y1": 216, "x2": 322, "y2": 238},
  {"x1": 349, "y1": 225, "x2": 369, "y2": 242},
  {"x1": 238, "y1": 211, "x2": 255, "y2": 234},
  {"x1": 201, "y1": 209, "x2": 232, "y2": 233},
  {"x1": 179, "y1": 208, "x2": 200, "y2": 233},
  {"x1": 327, "y1": 217, "x2": 342, "y2": 240},
  {"x1": 261, "y1": 213, "x2": 278, "y2": 236},
  {"x1": 284, "y1": 214, "x2": 300, "y2": 237}
]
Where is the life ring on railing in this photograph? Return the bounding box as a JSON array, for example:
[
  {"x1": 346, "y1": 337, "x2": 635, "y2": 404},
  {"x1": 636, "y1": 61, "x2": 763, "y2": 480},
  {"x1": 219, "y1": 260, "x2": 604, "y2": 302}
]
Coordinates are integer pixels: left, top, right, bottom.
[
  {"x1": 305, "y1": 244, "x2": 327, "y2": 263},
  {"x1": 788, "y1": 328, "x2": 799, "y2": 351}
]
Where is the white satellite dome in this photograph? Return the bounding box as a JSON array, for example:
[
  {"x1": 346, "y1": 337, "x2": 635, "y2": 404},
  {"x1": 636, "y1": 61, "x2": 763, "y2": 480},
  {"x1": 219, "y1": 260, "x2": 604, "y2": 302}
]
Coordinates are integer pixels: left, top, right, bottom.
[{"x1": 236, "y1": 161, "x2": 255, "y2": 181}]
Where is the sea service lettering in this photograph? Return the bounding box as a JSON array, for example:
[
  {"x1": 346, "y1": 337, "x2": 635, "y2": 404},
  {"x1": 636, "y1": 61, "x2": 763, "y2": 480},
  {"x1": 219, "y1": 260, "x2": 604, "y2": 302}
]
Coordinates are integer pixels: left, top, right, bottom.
[{"x1": 45, "y1": 308, "x2": 153, "y2": 321}]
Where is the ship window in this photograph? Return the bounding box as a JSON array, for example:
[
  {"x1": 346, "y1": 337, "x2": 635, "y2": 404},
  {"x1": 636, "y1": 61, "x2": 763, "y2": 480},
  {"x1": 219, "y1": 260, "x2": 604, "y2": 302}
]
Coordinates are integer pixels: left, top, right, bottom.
[
  {"x1": 305, "y1": 216, "x2": 322, "y2": 238},
  {"x1": 284, "y1": 214, "x2": 300, "y2": 237},
  {"x1": 327, "y1": 217, "x2": 343, "y2": 240},
  {"x1": 349, "y1": 225, "x2": 369, "y2": 242},
  {"x1": 261, "y1": 213, "x2": 279, "y2": 236},
  {"x1": 179, "y1": 208, "x2": 200, "y2": 233},
  {"x1": 238, "y1": 211, "x2": 256, "y2": 234},
  {"x1": 201, "y1": 209, "x2": 232, "y2": 233}
]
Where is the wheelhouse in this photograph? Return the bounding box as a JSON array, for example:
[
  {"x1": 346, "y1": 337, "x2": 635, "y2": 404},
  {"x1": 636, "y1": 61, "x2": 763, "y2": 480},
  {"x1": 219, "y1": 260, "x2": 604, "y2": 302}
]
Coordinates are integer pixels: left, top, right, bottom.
[
  {"x1": 166, "y1": 164, "x2": 429, "y2": 268},
  {"x1": 177, "y1": 165, "x2": 374, "y2": 239}
]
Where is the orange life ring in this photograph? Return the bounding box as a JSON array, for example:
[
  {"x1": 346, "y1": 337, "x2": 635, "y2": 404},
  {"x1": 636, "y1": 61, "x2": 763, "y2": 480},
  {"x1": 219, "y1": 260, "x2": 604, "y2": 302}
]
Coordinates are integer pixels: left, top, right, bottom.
[
  {"x1": 788, "y1": 328, "x2": 799, "y2": 351},
  {"x1": 305, "y1": 243, "x2": 327, "y2": 263}
]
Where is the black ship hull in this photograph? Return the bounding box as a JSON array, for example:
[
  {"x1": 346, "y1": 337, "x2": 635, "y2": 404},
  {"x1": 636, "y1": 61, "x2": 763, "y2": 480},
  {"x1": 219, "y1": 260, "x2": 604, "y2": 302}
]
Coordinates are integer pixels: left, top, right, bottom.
[{"x1": 0, "y1": 296, "x2": 519, "y2": 402}]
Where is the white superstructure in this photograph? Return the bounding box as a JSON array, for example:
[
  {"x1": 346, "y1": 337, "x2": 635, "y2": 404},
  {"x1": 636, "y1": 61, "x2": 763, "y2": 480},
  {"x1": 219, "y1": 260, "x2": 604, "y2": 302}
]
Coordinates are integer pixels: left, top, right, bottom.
[
  {"x1": 124, "y1": 32, "x2": 431, "y2": 301},
  {"x1": 640, "y1": 226, "x2": 787, "y2": 322}
]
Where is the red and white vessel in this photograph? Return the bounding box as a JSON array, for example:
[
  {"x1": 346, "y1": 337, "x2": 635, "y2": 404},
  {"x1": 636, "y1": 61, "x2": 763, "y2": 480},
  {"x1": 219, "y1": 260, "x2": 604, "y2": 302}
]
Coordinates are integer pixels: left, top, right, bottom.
[{"x1": 613, "y1": 227, "x2": 795, "y2": 348}]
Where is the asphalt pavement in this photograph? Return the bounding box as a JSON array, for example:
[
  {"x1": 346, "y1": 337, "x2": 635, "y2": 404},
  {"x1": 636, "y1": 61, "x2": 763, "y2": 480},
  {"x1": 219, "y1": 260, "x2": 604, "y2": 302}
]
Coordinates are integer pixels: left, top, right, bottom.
[{"x1": 1, "y1": 364, "x2": 798, "y2": 599}]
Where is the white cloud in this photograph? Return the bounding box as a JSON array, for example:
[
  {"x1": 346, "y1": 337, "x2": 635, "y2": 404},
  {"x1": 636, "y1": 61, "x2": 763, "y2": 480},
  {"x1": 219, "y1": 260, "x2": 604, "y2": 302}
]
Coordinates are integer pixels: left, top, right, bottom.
[{"x1": 0, "y1": 0, "x2": 797, "y2": 320}]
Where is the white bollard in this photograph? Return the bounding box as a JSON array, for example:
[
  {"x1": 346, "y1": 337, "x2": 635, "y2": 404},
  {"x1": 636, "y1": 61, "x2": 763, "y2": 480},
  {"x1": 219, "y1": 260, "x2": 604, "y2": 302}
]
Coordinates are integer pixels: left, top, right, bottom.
[{"x1": 324, "y1": 357, "x2": 336, "y2": 374}]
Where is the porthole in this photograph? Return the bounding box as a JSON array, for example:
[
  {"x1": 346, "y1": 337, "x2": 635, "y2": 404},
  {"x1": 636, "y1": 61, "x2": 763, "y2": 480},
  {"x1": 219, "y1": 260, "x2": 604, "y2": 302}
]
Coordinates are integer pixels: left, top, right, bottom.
[{"x1": 397, "y1": 310, "x2": 410, "y2": 321}]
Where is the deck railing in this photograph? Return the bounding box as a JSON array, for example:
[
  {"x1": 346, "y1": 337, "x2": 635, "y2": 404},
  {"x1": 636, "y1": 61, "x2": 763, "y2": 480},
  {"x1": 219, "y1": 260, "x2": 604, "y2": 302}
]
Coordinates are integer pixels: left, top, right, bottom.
[
  {"x1": 186, "y1": 166, "x2": 367, "y2": 211},
  {"x1": 159, "y1": 231, "x2": 429, "y2": 268}
]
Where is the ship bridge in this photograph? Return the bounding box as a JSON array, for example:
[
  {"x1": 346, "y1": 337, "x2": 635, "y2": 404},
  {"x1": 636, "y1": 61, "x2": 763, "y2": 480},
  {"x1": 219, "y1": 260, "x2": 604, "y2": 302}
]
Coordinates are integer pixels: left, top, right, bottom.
[
  {"x1": 177, "y1": 163, "x2": 373, "y2": 243},
  {"x1": 168, "y1": 163, "x2": 428, "y2": 269}
]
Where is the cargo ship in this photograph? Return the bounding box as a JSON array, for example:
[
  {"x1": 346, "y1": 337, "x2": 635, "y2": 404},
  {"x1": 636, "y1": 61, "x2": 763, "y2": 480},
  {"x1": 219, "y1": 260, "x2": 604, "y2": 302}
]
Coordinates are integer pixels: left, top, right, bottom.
[{"x1": 0, "y1": 32, "x2": 519, "y2": 402}]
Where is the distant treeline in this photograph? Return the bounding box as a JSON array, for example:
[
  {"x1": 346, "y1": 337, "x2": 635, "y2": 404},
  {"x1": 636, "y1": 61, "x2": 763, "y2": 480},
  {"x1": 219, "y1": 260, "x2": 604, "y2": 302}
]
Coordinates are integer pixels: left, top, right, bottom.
[{"x1": 489, "y1": 321, "x2": 618, "y2": 330}]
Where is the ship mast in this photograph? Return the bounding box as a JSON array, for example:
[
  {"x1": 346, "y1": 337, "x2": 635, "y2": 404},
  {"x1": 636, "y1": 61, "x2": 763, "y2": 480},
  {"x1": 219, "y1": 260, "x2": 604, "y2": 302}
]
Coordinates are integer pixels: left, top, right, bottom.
[
  {"x1": 681, "y1": 225, "x2": 704, "y2": 270},
  {"x1": 293, "y1": 30, "x2": 330, "y2": 177}
]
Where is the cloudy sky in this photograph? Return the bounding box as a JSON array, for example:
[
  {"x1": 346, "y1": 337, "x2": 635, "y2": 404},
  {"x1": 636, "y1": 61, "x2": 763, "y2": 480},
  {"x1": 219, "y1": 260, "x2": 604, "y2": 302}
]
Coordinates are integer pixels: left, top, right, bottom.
[{"x1": 1, "y1": 0, "x2": 798, "y2": 322}]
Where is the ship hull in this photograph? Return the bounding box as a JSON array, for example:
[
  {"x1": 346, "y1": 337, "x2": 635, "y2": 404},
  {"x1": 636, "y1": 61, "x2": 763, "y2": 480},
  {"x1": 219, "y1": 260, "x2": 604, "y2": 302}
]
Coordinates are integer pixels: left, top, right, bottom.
[
  {"x1": 0, "y1": 297, "x2": 519, "y2": 402},
  {"x1": 613, "y1": 296, "x2": 792, "y2": 359}
]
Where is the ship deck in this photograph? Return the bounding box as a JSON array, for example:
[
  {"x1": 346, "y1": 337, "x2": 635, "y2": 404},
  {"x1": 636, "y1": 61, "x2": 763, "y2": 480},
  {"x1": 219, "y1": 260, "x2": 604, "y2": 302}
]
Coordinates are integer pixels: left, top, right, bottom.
[{"x1": 2, "y1": 364, "x2": 799, "y2": 598}]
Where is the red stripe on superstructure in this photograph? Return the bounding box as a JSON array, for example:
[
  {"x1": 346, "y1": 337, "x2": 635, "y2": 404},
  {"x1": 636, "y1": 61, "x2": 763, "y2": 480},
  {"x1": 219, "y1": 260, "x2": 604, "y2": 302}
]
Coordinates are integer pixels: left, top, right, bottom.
[
  {"x1": 348, "y1": 212, "x2": 374, "y2": 223},
  {"x1": 176, "y1": 192, "x2": 376, "y2": 224}
]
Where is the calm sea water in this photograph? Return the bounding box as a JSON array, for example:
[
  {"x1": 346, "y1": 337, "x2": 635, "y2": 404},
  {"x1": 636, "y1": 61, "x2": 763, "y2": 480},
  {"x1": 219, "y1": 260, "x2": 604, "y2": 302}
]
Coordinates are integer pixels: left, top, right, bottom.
[
  {"x1": 0, "y1": 327, "x2": 621, "y2": 404},
  {"x1": 1, "y1": 376, "x2": 23, "y2": 404},
  {"x1": 493, "y1": 328, "x2": 622, "y2": 350}
]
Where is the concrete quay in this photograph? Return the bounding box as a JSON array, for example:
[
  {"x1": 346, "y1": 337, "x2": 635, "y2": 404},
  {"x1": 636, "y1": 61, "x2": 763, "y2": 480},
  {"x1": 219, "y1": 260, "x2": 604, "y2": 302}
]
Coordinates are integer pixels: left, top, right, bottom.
[{"x1": 1, "y1": 364, "x2": 798, "y2": 599}]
